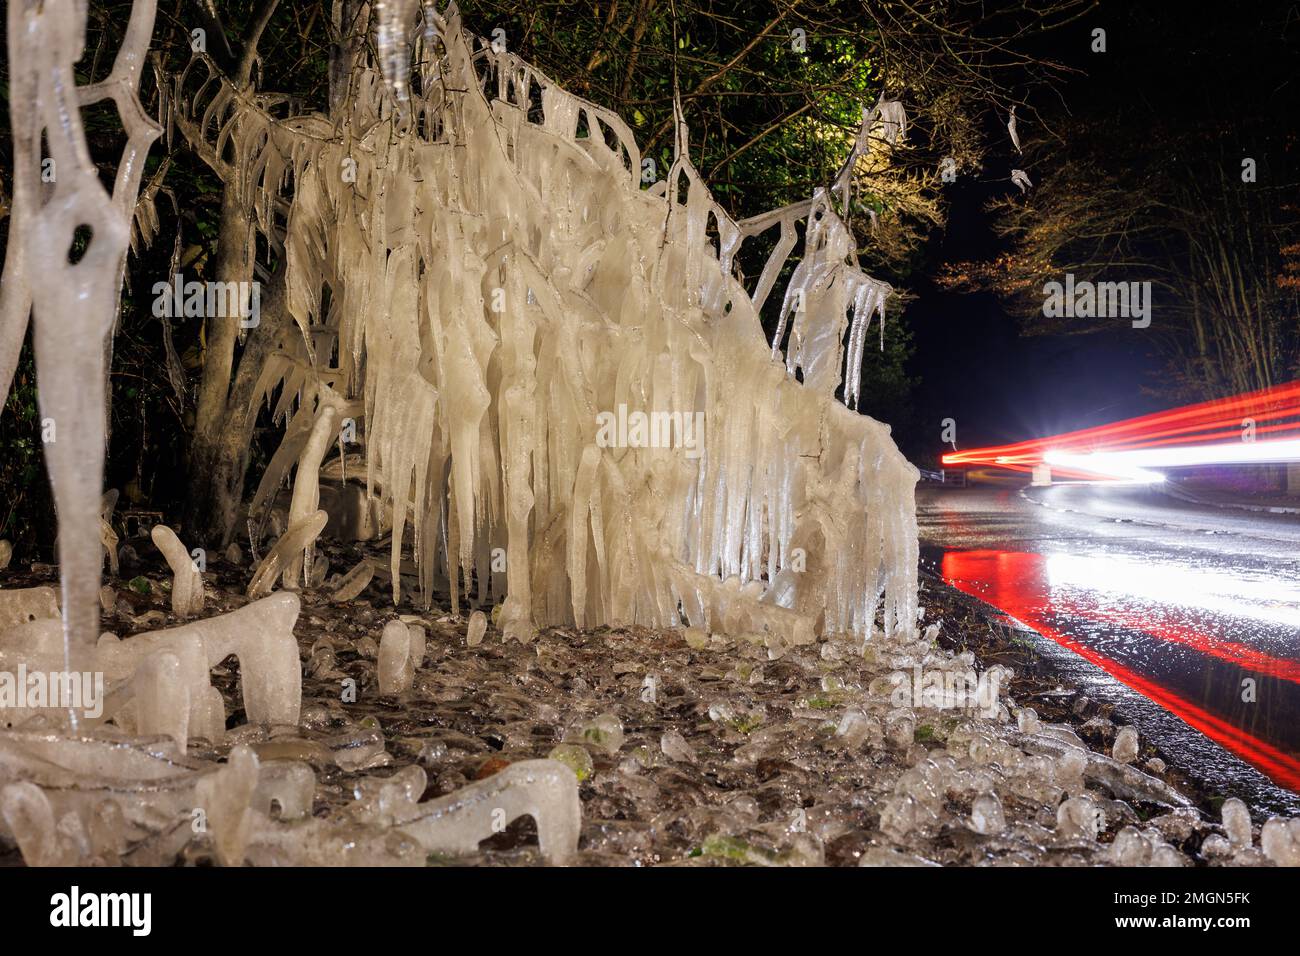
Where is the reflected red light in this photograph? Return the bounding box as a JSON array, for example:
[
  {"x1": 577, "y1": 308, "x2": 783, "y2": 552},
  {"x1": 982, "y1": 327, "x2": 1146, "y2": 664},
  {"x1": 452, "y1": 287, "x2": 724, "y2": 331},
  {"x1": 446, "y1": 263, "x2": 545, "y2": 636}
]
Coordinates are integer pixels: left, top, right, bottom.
[{"x1": 940, "y1": 549, "x2": 1300, "y2": 791}]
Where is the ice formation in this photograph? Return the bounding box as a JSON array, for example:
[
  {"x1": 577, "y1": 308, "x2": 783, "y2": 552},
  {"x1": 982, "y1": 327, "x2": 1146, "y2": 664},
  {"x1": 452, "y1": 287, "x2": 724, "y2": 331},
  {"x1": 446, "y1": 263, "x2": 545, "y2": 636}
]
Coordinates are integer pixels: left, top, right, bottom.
[
  {"x1": 0, "y1": 0, "x2": 161, "y2": 705},
  {"x1": 383, "y1": 760, "x2": 581, "y2": 864},
  {"x1": 100, "y1": 492, "x2": 121, "y2": 576},
  {"x1": 0, "y1": 590, "x2": 298, "y2": 740},
  {"x1": 1112, "y1": 725, "x2": 1138, "y2": 764},
  {"x1": 0, "y1": 730, "x2": 579, "y2": 866},
  {"x1": 98, "y1": 593, "x2": 303, "y2": 728},
  {"x1": 150, "y1": 525, "x2": 205, "y2": 617},
  {"x1": 0, "y1": 587, "x2": 60, "y2": 630},
  {"x1": 466, "y1": 609, "x2": 487, "y2": 646},
  {"x1": 1261, "y1": 817, "x2": 1300, "y2": 866},
  {"x1": 378, "y1": 619, "x2": 423, "y2": 694},
  {"x1": 1222, "y1": 797, "x2": 1252, "y2": 848},
  {"x1": 331, "y1": 558, "x2": 377, "y2": 602},
  {"x1": 1, "y1": 571, "x2": 583, "y2": 863},
  {"x1": 248, "y1": 511, "x2": 329, "y2": 598},
  {"x1": 5, "y1": 0, "x2": 1292, "y2": 872},
  {"x1": 969, "y1": 792, "x2": 1005, "y2": 835},
  {"x1": 164, "y1": 2, "x2": 919, "y2": 647}
]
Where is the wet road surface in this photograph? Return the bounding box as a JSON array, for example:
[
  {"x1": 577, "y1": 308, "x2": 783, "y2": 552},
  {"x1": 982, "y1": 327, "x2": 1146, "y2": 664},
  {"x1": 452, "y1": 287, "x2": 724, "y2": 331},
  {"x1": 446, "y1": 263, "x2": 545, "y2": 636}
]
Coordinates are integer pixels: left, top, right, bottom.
[{"x1": 918, "y1": 481, "x2": 1300, "y2": 813}]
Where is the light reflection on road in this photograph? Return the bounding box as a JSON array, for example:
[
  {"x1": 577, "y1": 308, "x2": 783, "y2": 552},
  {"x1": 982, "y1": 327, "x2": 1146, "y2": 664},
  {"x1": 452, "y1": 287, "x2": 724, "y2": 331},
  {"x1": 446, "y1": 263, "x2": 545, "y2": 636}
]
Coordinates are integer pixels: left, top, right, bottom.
[{"x1": 919, "y1": 483, "x2": 1300, "y2": 801}]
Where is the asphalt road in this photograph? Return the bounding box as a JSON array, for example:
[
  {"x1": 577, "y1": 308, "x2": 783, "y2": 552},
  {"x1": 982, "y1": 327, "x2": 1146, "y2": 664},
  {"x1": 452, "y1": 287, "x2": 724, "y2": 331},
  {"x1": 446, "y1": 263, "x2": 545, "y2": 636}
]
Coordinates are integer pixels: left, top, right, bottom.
[{"x1": 918, "y1": 480, "x2": 1300, "y2": 813}]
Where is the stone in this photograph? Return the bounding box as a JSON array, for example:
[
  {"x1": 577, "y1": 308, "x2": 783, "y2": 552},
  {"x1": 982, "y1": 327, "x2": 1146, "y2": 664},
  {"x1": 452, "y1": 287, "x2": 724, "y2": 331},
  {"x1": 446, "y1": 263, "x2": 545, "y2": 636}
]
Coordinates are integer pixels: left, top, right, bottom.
[{"x1": 660, "y1": 730, "x2": 697, "y2": 764}]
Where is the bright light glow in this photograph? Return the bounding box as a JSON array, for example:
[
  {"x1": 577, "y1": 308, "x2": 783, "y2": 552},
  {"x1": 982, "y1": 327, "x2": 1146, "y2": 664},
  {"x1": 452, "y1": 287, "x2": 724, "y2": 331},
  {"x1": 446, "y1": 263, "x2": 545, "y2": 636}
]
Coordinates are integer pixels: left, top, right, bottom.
[
  {"x1": 942, "y1": 380, "x2": 1300, "y2": 480},
  {"x1": 1046, "y1": 552, "x2": 1300, "y2": 629},
  {"x1": 1043, "y1": 449, "x2": 1166, "y2": 483},
  {"x1": 1050, "y1": 438, "x2": 1300, "y2": 472}
]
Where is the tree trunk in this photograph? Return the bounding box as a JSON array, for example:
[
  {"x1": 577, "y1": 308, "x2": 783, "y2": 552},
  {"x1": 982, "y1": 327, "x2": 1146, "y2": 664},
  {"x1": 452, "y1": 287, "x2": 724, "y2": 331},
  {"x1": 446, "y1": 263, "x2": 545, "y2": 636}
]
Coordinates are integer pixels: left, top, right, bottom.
[
  {"x1": 183, "y1": 227, "x2": 289, "y2": 549},
  {"x1": 181, "y1": 0, "x2": 351, "y2": 548}
]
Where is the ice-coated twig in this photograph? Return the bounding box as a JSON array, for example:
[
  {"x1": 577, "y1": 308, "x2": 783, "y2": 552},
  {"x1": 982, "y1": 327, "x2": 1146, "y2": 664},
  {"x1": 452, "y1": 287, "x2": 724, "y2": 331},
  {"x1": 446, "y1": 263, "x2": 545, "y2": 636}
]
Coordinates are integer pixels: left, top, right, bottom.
[
  {"x1": 1020, "y1": 731, "x2": 1192, "y2": 808},
  {"x1": 248, "y1": 511, "x2": 329, "y2": 598},
  {"x1": 377, "y1": 620, "x2": 419, "y2": 694},
  {"x1": 330, "y1": 557, "x2": 376, "y2": 602},
  {"x1": 284, "y1": 403, "x2": 339, "y2": 589},
  {"x1": 393, "y1": 759, "x2": 581, "y2": 865},
  {"x1": 0, "y1": 0, "x2": 161, "y2": 727},
  {"x1": 101, "y1": 491, "x2": 121, "y2": 576},
  {"x1": 0, "y1": 586, "x2": 60, "y2": 630},
  {"x1": 97, "y1": 592, "x2": 303, "y2": 727},
  {"x1": 150, "y1": 524, "x2": 205, "y2": 617}
]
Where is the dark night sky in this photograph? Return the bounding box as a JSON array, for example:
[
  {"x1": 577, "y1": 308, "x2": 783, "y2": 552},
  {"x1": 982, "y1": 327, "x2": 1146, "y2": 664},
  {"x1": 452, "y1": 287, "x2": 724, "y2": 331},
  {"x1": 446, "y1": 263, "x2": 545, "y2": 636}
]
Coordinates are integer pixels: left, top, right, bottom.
[{"x1": 900, "y1": 1, "x2": 1298, "y2": 465}]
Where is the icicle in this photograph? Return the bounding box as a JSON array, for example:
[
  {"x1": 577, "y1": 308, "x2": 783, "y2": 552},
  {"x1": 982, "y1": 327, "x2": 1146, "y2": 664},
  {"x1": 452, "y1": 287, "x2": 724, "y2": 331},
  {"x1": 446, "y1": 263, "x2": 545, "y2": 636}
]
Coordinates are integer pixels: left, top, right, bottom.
[
  {"x1": 0, "y1": 0, "x2": 161, "y2": 726},
  {"x1": 201, "y1": 5, "x2": 919, "y2": 649},
  {"x1": 375, "y1": 0, "x2": 420, "y2": 119}
]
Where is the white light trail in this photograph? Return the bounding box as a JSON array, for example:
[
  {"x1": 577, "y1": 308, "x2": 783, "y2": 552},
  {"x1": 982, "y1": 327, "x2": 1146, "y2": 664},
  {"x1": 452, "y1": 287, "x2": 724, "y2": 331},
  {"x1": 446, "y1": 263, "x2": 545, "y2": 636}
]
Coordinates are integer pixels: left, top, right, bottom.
[
  {"x1": 1044, "y1": 437, "x2": 1300, "y2": 482},
  {"x1": 1042, "y1": 449, "x2": 1165, "y2": 483}
]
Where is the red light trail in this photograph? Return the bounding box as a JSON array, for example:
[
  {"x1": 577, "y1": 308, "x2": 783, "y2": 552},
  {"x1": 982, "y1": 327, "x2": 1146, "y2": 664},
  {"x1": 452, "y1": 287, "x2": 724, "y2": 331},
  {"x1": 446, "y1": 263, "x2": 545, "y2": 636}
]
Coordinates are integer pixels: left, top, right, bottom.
[{"x1": 942, "y1": 380, "x2": 1300, "y2": 481}]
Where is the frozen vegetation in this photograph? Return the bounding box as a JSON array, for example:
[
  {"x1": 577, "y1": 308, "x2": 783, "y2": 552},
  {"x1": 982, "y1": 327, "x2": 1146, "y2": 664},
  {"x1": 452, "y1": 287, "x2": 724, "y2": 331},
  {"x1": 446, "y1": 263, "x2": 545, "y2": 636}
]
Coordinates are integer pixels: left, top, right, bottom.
[
  {"x1": 3, "y1": 564, "x2": 1297, "y2": 866},
  {"x1": 0, "y1": 0, "x2": 1296, "y2": 867}
]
